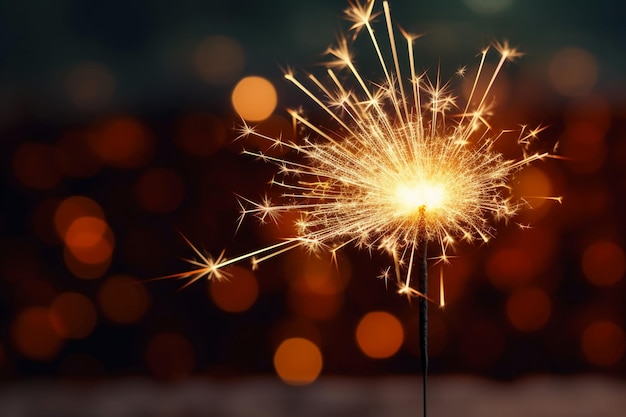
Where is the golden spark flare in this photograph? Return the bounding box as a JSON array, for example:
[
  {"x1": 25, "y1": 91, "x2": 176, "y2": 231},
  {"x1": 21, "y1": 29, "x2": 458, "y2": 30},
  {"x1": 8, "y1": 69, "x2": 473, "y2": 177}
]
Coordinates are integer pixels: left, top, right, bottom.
[{"x1": 171, "y1": 0, "x2": 558, "y2": 301}]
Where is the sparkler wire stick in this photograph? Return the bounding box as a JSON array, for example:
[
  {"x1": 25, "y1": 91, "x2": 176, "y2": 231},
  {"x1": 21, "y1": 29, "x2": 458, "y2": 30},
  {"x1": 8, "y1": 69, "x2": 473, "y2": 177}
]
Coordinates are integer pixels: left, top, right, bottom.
[
  {"x1": 417, "y1": 207, "x2": 429, "y2": 417},
  {"x1": 418, "y1": 242, "x2": 428, "y2": 417}
]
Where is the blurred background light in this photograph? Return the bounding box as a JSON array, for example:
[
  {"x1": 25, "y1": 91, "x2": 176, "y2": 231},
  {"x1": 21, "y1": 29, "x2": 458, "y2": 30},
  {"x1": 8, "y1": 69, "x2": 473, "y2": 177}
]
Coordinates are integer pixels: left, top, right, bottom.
[
  {"x1": 63, "y1": 246, "x2": 112, "y2": 280},
  {"x1": 487, "y1": 247, "x2": 536, "y2": 290},
  {"x1": 50, "y1": 291, "x2": 98, "y2": 339},
  {"x1": 582, "y1": 241, "x2": 625, "y2": 286},
  {"x1": 273, "y1": 337, "x2": 322, "y2": 386},
  {"x1": 64, "y1": 217, "x2": 114, "y2": 278},
  {"x1": 231, "y1": 76, "x2": 277, "y2": 121},
  {"x1": 560, "y1": 94, "x2": 612, "y2": 174},
  {"x1": 581, "y1": 321, "x2": 625, "y2": 367},
  {"x1": 54, "y1": 196, "x2": 105, "y2": 240},
  {"x1": 548, "y1": 48, "x2": 598, "y2": 98},
  {"x1": 355, "y1": 311, "x2": 404, "y2": 359},
  {"x1": 64, "y1": 216, "x2": 108, "y2": 250},
  {"x1": 194, "y1": 35, "x2": 245, "y2": 85},
  {"x1": 65, "y1": 61, "x2": 116, "y2": 111},
  {"x1": 97, "y1": 275, "x2": 150, "y2": 324},
  {"x1": 89, "y1": 117, "x2": 154, "y2": 168},
  {"x1": 283, "y1": 249, "x2": 350, "y2": 321},
  {"x1": 514, "y1": 166, "x2": 554, "y2": 211},
  {"x1": 208, "y1": 265, "x2": 259, "y2": 313},
  {"x1": 11, "y1": 307, "x2": 64, "y2": 361},
  {"x1": 505, "y1": 286, "x2": 552, "y2": 332}
]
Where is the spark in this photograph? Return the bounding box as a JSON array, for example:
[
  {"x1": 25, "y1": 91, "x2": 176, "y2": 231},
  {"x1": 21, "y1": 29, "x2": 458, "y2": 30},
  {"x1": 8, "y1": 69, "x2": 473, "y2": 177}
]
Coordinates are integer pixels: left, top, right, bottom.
[{"x1": 175, "y1": 0, "x2": 558, "y2": 300}]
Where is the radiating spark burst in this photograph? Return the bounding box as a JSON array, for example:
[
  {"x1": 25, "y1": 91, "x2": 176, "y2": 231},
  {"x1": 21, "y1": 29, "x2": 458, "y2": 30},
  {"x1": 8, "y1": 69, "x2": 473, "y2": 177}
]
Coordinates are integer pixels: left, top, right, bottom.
[{"x1": 172, "y1": 0, "x2": 558, "y2": 300}]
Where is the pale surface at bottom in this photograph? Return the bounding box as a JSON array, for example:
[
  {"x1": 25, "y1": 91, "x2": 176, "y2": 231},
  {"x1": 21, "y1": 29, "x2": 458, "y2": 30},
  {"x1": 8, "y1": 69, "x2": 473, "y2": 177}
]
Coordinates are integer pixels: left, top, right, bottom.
[{"x1": 0, "y1": 375, "x2": 623, "y2": 417}]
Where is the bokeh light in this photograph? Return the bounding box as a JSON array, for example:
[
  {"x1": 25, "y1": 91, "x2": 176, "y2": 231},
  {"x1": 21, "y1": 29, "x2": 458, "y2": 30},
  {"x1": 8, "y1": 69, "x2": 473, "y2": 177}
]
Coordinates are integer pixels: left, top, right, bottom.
[
  {"x1": 284, "y1": 249, "x2": 351, "y2": 291},
  {"x1": 287, "y1": 279, "x2": 343, "y2": 321},
  {"x1": 89, "y1": 117, "x2": 154, "y2": 168},
  {"x1": 65, "y1": 216, "x2": 107, "y2": 250},
  {"x1": 486, "y1": 247, "x2": 536, "y2": 290},
  {"x1": 284, "y1": 249, "x2": 350, "y2": 321},
  {"x1": 65, "y1": 61, "x2": 116, "y2": 110},
  {"x1": 355, "y1": 311, "x2": 404, "y2": 359},
  {"x1": 97, "y1": 275, "x2": 150, "y2": 324},
  {"x1": 231, "y1": 76, "x2": 277, "y2": 121},
  {"x1": 561, "y1": 95, "x2": 611, "y2": 173},
  {"x1": 562, "y1": 126, "x2": 607, "y2": 174},
  {"x1": 63, "y1": 248, "x2": 111, "y2": 280},
  {"x1": 514, "y1": 166, "x2": 554, "y2": 211},
  {"x1": 11, "y1": 307, "x2": 64, "y2": 361},
  {"x1": 208, "y1": 266, "x2": 259, "y2": 313},
  {"x1": 53, "y1": 196, "x2": 114, "y2": 279},
  {"x1": 582, "y1": 241, "x2": 625, "y2": 286},
  {"x1": 273, "y1": 337, "x2": 322, "y2": 386},
  {"x1": 145, "y1": 332, "x2": 195, "y2": 380},
  {"x1": 194, "y1": 35, "x2": 245, "y2": 85},
  {"x1": 581, "y1": 321, "x2": 625, "y2": 367},
  {"x1": 135, "y1": 168, "x2": 185, "y2": 213},
  {"x1": 50, "y1": 292, "x2": 98, "y2": 339},
  {"x1": 54, "y1": 196, "x2": 105, "y2": 240},
  {"x1": 439, "y1": 258, "x2": 472, "y2": 305},
  {"x1": 63, "y1": 216, "x2": 114, "y2": 279},
  {"x1": 506, "y1": 287, "x2": 552, "y2": 332},
  {"x1": 548, "y1": 47, "x2": 598, "y2": 97}
]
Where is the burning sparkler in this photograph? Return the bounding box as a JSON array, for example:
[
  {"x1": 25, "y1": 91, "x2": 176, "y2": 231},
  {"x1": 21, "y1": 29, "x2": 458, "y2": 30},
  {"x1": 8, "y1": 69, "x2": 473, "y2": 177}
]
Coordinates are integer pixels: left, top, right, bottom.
[
  {"x1": 166, "y1": 0, "x2": 559, "y2": 415},
  {"x1": 174, "y1": 3, "x2": 555, "y2": 291}
]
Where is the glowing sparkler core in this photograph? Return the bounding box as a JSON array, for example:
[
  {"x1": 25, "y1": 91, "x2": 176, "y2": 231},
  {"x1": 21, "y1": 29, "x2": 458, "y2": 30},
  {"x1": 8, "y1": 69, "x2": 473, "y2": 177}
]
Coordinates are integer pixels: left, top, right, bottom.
[
  {"x1": 395, "y1": 182, "x2": 446, "y2": 214},
  {"x1": 167, "y1": 0, "x2": 558, "y2": 299}
]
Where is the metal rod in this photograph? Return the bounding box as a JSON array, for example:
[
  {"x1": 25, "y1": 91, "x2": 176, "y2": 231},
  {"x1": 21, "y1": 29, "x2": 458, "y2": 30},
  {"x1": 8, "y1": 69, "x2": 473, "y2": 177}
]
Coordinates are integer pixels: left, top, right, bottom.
[{"x1": 417, "y1": 239, "x2": 428, "y2": 417}]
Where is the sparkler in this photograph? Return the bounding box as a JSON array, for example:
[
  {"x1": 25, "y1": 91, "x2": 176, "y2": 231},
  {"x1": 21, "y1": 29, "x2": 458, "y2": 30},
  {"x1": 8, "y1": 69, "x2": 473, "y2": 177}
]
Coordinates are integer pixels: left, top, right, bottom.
[{"x1": 166, "y1": 0, "x2": 559, "y2": 415}]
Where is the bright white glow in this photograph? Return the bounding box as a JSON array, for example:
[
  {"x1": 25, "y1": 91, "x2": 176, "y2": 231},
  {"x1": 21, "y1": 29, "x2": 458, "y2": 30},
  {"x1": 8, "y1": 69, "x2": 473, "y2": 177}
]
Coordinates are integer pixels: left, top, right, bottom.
[{"x1": 395, "y1": 182, "x2": 446, "y2": 214}]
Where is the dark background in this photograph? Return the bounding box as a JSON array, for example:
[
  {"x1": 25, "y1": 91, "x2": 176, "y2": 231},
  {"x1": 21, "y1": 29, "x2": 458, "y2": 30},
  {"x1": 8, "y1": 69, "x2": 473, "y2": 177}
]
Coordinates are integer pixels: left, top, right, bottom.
[{"x1": 1, "y1": 0, "x2": 626, "y2": 383}]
